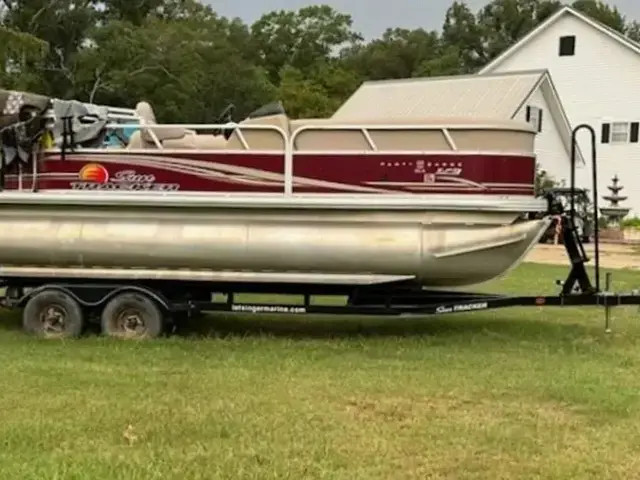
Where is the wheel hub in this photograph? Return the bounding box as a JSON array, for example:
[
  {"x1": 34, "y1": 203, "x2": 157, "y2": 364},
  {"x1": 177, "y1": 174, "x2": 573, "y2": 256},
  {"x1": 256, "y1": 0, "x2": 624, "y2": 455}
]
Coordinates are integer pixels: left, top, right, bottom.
[
  {"x1": 39, "y1": 305, "x2": 67, "y2": 333},
  {"x1": 117, "y1": 309, "x2": 146, "y2": 334}
]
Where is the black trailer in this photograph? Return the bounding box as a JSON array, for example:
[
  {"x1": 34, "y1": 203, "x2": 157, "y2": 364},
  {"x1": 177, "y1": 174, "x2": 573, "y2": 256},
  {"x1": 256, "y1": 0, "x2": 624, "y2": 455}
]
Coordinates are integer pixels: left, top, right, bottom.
[{"x1": 0, "y1": 124, "x2": 638, "y2": 339}]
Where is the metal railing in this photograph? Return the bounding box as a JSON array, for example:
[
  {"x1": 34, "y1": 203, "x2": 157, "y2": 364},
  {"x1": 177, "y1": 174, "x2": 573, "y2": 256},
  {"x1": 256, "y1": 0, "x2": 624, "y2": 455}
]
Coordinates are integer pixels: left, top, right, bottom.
[{"x1": 43, "y1": 121, "x2": 534, "y2": 196}]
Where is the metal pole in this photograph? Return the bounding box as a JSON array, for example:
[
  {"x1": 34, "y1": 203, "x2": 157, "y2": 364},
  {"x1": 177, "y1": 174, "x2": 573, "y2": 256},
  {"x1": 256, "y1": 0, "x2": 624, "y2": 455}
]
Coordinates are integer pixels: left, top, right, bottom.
[
  {"x1": 571, "y1": 124, "x2": 599, "y2": 291},
  {"x1": 604, "y1": 272, "x2": 612, "y2": 333}
]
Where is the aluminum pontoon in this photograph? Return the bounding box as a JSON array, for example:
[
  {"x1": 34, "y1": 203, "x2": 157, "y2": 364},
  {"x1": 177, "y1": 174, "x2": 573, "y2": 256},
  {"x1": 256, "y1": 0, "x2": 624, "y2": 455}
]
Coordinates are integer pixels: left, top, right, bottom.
[{"x1": 0, "y1": 90, "x2": 549, "y2": 291}]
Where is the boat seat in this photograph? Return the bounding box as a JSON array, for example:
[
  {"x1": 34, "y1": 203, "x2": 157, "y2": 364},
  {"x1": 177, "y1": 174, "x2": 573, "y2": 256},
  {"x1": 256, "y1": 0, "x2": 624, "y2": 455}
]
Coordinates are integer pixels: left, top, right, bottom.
[
  {"x1": 126, "y1": 101, "x2": 228, "y2": 150},
  {"x1": 162, "y1": 134, "x2": 228, "y2": 149},
  {"x1": 126, "y1": 130, "x2": 145, "y2": 149},
  {"x1": 225, "y1": 113, "x2": 290, "y2": 150},
  {"x1": 135, "y1": 101, "x2": 189, "y2": 146}
]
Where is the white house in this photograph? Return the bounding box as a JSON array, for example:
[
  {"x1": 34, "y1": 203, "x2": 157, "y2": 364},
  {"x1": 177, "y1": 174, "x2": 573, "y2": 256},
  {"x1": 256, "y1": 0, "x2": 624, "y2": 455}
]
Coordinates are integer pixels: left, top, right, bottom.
[
  {"x1": 333, "y1": 69, "x2": 582, "y2": 183},
  {"x1": 479, "y1": 5, "x2": 640, "y2": 217}
]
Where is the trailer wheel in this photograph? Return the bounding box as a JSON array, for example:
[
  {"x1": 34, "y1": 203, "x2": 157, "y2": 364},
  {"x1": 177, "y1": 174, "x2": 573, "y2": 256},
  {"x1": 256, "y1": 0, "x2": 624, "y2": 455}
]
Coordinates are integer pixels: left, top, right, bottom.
[
  {"x1": 22, "y1": 290, "x2": 84, "y2": 339},
  {"x1": 100, "y1": 292, "x2": 164, "y2": 339}
]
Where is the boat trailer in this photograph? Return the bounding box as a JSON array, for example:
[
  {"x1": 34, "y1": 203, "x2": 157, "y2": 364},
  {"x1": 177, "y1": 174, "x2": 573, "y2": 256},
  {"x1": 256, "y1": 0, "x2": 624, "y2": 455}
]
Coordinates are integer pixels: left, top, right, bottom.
[{"x1": 0, "y1": 124, "x2": 639, "y2": 338}]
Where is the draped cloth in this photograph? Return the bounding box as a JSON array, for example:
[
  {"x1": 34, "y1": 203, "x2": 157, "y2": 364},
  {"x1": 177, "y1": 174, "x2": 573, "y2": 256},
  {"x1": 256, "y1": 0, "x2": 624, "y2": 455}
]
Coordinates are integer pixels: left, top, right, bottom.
[{"x1": 0, "y1": 89, "x2": 52, "y2": 167}]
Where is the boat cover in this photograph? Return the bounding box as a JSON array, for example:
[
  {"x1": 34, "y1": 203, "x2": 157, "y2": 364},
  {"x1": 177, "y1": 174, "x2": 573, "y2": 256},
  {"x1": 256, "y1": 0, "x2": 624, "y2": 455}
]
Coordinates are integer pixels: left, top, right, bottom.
[
  {"x1": 0, "y1": 89, "x2": 51, "y2": 130},
  {"x1": 50, "y1": 99, "x2": 109, "y2": 147},
  {"x1": 0, "y1": 89, "x2": 52, "y2": 166}
]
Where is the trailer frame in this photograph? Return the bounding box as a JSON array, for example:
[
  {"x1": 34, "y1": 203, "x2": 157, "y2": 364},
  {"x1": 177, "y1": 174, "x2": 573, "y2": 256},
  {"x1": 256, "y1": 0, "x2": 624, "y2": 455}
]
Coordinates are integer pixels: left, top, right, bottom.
[{"x1": 0, "y1": 123, "x2": 638, "y2": 339}]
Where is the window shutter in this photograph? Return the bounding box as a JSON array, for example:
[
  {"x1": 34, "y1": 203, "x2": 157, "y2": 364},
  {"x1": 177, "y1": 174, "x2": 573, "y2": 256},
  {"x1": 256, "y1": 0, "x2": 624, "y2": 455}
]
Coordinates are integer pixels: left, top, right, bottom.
[
  {"x1": 601, "y1": 123, "x2": 610, "y2": 143},
  {"x1": 525, "y1": 106, "x2": 531, "y2": 122},
  {"x1": 631, "y1": 122, "x2": 639, "y2": 142},
  {"x1": 537, "y1": 109, "x2": 543, "y2": 132}
]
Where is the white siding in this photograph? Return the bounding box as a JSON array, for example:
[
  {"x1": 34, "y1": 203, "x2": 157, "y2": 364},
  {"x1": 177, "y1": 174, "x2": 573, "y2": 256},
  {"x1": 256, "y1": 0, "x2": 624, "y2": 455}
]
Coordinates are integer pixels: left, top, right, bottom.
[
  {"x1": 517, "y1": 87, "x2": 571, "y2": 185},
  {"x1": 486, "y1": 13, "x2": 640, "y2": 216}
]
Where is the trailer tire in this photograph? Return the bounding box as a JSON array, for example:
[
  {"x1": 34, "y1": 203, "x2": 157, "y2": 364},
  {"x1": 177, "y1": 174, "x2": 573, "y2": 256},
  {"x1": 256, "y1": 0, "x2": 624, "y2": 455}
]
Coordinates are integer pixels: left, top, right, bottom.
[
  {"x1": 100, "y1": 292, "x2": 164, "y2": 339},
  {"x1": 23, "y1": 290, "x2": 84, "y2": 339}
]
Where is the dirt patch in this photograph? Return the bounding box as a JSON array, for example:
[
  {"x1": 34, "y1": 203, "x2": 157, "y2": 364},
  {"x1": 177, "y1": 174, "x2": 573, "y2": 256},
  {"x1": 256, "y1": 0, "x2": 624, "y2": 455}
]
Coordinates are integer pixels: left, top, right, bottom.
[{"x1": 525, "y1": 243, "x2": 640, "y2": 269}]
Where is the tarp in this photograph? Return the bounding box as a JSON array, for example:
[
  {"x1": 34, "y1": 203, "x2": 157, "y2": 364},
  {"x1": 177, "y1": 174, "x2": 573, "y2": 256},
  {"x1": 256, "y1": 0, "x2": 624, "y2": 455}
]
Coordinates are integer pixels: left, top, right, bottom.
[
  {"x1": 0, "y1": 89, "x2": 52, "y2": 166},
  {"x1": 50, "y1": 99, "x2": 110, "y2": 147},
  {"x1": 0, "y1": 89, "x2": 51, "y2": 130}
]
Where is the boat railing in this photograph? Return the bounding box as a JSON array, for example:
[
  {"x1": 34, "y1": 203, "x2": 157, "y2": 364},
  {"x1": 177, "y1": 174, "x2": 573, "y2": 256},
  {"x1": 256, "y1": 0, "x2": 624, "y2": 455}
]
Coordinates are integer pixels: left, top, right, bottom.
[
  {"x1": 289, "y1": 123, "x2": 459, "y2": 151},
  {"x1": 54, "y1": 122, "x2": 289, "y2": 151},
  {"x1": 92, "y1": 121, "x2": 531, "y2": 151},
  {"x1": 45, "y1": 121, "x2": 537, "y2": 196}
]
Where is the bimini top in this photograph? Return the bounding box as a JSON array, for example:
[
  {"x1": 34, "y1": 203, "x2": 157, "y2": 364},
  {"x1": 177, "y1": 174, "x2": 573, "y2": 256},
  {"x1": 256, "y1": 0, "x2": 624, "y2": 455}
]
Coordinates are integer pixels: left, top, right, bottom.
[{"x1": 0, "y1": 89, "x2": 51, "y2": 130}]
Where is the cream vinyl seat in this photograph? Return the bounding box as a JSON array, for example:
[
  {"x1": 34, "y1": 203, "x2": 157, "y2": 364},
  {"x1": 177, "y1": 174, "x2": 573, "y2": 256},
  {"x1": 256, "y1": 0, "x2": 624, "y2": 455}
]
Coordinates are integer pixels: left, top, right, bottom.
[{"x1": 126, "y1": 101, "x2": 227, "y2": 150}]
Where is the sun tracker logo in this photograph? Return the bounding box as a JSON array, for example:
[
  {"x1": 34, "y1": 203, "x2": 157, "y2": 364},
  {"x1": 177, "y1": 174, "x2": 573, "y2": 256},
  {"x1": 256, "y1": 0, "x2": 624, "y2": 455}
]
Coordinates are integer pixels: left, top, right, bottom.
[
  {"x1": 71, "y1": 165, "x2": 180, "y2": 191},
  {"x1": 78, "y1": 163, "x2": 109, "y2": 183}
]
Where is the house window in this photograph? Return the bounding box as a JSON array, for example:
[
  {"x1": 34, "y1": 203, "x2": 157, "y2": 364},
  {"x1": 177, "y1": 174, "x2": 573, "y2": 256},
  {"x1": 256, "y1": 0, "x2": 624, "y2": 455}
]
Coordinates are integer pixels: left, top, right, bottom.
[
  {"x1": 611, "y1": 122, "x2": 630, "y2": 143},
  {"x1": 601, "y1": 122, "x2": 640, "y2": 143},
  {"x1": 525, "y1": 106, "x2": 543, "y2": 132},
  {"x1": 559, "y1": 35, "x2": 575, "y2": 56}
]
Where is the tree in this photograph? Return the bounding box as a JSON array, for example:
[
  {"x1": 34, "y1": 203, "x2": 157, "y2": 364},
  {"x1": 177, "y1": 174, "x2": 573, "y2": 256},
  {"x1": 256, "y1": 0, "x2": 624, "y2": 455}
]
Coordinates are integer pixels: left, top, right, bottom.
[
  {"x1": 535, "y1": 165, "x2": 561, "y2": 196},
  {"x1": 343, "y1": 27, "x2": 443, "y2": 80},
  {"x1": 0, "y1": 26, "x2": 48, "y2": 88},
  {"x1": 626, "y1": 20, "x2": 640, "y2": 42},
  {"x1": 72, "y1": 16, "x2": 275, "y2": 121},
  {"x1": 1, "y1": 0, "x2": 98, "y2": 97},
  {"x1": 277, "y1": 66, "x2": 336, "y2": 118},
  {"x1": 477, "y1": 0, "x2": 562, "y2": 62},
  {"x1": 571, "y1": 0, "x2": 626, "y2": 32},
  {"x1": 441, "y1": 1, "x2": 486, "y2": 72},
  {"x1": 250, "y1": 5, "x2": 362, "y2": 84},
  {"x1": 3, "y1": 0, "x2": 640, "y2": 122}
]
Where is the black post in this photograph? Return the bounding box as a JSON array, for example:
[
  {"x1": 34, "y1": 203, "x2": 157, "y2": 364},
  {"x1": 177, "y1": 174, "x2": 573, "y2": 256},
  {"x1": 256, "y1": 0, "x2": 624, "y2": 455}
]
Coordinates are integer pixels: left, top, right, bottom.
[
  {"x1": 0, "y1": 147, "x2": 4, "y2": 191},
  {"x1": 570, "y1": 124, "x2": 599, "y2": 292},
  {"x1": 604, "y1": 272, "x2": 612, "y2": 333}
]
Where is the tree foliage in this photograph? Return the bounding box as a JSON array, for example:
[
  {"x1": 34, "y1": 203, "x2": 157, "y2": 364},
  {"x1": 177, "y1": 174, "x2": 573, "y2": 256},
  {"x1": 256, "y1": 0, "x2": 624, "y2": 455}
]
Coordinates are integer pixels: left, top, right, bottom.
[{"x1": 1, "y1": 0, "x2": 638, "y2": 121}]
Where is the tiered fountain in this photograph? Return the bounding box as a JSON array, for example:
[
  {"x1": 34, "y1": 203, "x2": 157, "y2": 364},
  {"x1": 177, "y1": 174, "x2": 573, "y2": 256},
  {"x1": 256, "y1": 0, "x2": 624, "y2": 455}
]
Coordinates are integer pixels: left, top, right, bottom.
[{"x1": 600, "y1": 175, "x2": 629, "y2": 229}]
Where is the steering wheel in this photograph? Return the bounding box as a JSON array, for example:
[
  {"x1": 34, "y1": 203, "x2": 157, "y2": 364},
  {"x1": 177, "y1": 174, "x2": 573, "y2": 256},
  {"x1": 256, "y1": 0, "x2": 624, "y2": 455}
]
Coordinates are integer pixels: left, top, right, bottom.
[{"x1": 212, "y1": 103, "x2": 236, "y2": 137}]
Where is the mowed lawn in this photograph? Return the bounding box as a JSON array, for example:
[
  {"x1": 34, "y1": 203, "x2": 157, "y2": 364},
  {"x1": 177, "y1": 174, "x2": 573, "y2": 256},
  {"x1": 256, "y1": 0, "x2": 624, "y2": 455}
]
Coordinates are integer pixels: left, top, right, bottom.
[{"x1": 2, "y1": 263, "x2": 640, "y2": 479}]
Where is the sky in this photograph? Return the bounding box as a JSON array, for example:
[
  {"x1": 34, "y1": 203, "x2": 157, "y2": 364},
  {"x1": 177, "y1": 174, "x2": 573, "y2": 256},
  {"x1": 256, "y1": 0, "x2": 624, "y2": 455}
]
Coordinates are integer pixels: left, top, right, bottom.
[{"x1": 205, "y1": 0, "x2": 640, "y2": 39}]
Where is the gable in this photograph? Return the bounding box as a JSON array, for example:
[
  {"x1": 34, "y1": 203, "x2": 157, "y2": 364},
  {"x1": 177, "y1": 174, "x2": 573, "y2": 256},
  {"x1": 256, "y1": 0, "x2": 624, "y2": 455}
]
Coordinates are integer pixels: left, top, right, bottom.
[
  {"x1": 478, "y1": 10, "x2": 640, "y2": 128},
  {"x1": 521, "y1": 74, "x2": 584, "y2": 167},
  {"x1": 480, "y1": 7, "x2": 640, "y2": 74},
  {"x1": 517, "y1": 86, "x2": 575, "y2": 182}
]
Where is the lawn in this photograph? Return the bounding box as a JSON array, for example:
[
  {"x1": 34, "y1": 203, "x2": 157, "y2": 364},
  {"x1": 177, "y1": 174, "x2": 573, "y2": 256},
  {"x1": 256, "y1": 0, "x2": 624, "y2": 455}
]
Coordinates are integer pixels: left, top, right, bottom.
[{"x1": 1, "y1": 263, "x2": 640, "y2": 479}]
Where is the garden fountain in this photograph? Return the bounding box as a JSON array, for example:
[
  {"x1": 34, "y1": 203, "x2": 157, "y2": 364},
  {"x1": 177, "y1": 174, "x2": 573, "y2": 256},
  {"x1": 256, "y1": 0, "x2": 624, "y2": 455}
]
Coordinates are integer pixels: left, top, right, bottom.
[{"x1": 600, "y1": 175, "x2": 629, "y2": 228}]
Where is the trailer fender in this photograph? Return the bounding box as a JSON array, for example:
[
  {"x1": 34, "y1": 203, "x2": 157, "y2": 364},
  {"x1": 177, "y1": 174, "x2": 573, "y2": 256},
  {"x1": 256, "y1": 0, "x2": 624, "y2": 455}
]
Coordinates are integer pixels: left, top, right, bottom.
[
  {"x1": 99, "y1": 286, "x2": 172, "y2": 314},
  {"x1": 16, "y1": 284, "x2": 83, "y2": 309},
  {"x1": 15, "y1": 284, "x2": 172, "y2": 312}
]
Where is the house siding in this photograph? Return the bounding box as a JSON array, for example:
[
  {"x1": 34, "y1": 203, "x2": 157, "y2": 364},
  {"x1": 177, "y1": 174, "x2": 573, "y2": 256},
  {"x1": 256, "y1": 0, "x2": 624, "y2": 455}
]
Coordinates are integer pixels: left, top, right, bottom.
[
  {"x1": 485, "y1": 13, "x2": 640, "y2": 216},
  {"x1": 516, "y1": 87, "x2": 570, "y2": 185}
]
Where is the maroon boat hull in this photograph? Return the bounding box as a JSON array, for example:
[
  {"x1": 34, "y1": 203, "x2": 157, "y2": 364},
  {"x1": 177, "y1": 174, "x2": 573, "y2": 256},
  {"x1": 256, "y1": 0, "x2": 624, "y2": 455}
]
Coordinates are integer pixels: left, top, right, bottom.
[{"x1": 4, "y1": 151, "x2": 536, "y2": 196}]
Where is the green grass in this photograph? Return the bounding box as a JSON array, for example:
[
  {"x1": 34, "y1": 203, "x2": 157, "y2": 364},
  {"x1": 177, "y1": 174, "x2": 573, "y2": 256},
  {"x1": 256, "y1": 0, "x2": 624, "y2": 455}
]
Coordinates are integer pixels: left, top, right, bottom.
[{"x1": 2, "y1": 263, "x2": 640, "y2": 479}]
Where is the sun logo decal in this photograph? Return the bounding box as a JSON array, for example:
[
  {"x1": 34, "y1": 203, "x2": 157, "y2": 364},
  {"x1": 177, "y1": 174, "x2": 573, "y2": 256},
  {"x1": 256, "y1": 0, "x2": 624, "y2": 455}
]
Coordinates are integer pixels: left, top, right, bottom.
[{"x1": 78, "y1": 163, "x2": 109, "y2": 183}]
